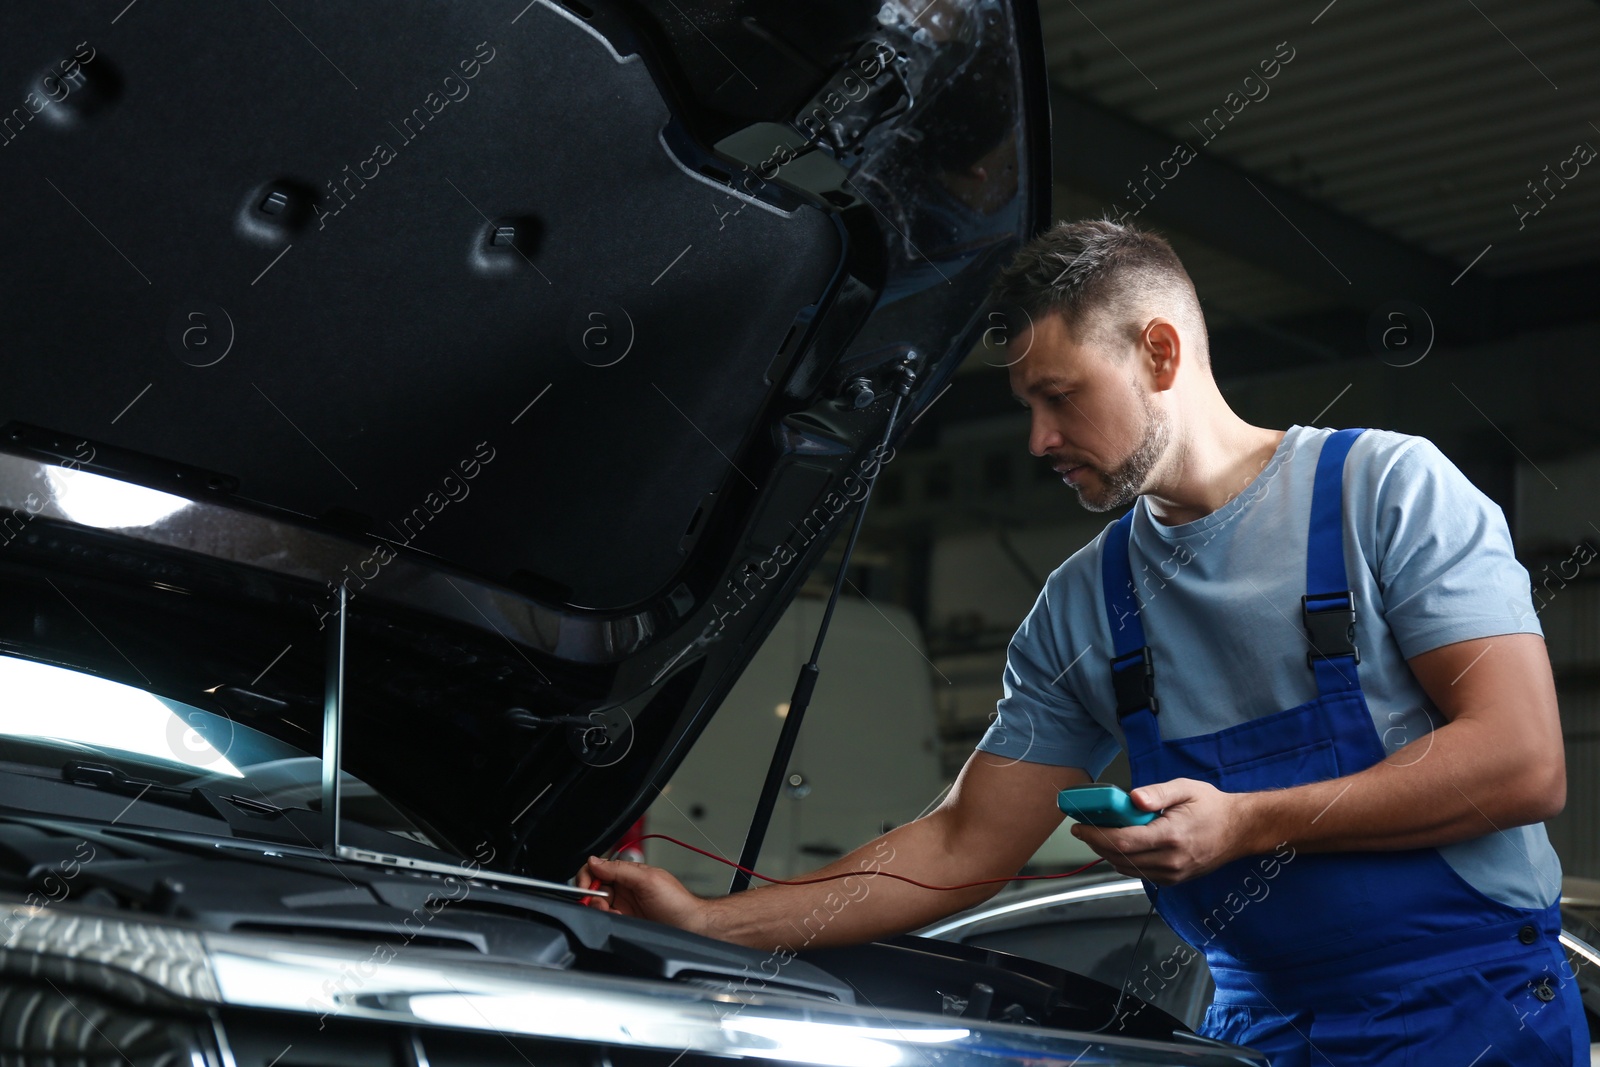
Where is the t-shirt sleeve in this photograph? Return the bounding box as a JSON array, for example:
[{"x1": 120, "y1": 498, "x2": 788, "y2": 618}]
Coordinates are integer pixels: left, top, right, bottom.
[
  {"x1": 1371, "y1": 438, "x2": 1541, "y2": 658},
  {"x1": 974, "y1": 573, "x2": 1120, "y2": 776}
]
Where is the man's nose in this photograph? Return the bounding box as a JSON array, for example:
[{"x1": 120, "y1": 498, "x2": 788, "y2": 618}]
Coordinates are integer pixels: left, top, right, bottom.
[{"x1": 1029, "y1": 413, "x2": 1062, "y2": 458}]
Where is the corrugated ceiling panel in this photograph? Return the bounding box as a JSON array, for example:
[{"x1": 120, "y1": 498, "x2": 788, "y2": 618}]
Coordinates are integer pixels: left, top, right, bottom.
[{"x1": 1039, "y1": 0, "x2": 1600, "y2": 276}]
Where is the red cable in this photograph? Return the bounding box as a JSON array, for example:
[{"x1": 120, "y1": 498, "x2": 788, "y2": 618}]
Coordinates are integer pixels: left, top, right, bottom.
[{"x1": 633, "y1": 832, "x2": 1105, "y2": 890}]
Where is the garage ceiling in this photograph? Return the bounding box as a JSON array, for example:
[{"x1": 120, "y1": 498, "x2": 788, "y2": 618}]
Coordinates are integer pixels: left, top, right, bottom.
[
  {"x1": 948, "y1": 0, "x2": 1600, "y2": 388},
  {"x1": 1042, "y1": 0, "x2": 1600, "y2": 276}
]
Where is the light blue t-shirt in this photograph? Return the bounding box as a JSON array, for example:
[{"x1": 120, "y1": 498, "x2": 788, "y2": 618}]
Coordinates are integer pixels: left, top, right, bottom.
[{"x1": 977, "y1": 425, "x2": 1561, "y2": 910}]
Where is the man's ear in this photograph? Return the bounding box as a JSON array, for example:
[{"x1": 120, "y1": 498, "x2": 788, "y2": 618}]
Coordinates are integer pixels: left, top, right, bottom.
[{"x1": 1142, "y1": 319, "x2": 1181, "y2": 391}]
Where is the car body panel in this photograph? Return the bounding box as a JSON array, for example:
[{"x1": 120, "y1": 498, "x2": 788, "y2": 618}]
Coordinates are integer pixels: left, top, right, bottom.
[{"x1": 0, "y1": 0, "x2": 1047, "y2": 881}]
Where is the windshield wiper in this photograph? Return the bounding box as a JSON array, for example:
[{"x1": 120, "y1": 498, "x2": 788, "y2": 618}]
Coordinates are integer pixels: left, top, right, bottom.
[{"x1": 61, "y1": 760, "x2": 292, "y2": 822}]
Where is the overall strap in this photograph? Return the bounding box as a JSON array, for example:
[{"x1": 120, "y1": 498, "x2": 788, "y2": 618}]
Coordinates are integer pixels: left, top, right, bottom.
[
  {"x1": 1304, "y1": 428, "x2": 1367, "y2": 696},
  {"x1": 1101, "y1": 509, "x2": 1159, "y2": 743},
  {"x1": 1102, "y1": 509, "x2": 1145, "y2": 657}
]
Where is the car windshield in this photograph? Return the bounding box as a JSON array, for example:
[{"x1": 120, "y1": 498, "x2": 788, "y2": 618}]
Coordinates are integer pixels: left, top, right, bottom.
[
  {"x1": 0, "y1": 653, "x2": 445, "y2": 850},
  {"x1": 0, "y1": 654, "x2": 255, "y2": 775}
]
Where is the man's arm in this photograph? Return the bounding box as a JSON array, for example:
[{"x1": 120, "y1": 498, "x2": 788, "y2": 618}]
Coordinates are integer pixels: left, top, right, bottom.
[
  {"x1": 1073, "y1": 632, "x2": 1565, "y2": 884},
  {"x1": 578, "y1": 753, "x2": 1088, "y2": 951}
]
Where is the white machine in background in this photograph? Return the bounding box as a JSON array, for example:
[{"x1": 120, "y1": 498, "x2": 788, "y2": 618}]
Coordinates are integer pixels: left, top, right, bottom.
[{"x1": 646, "y1": 595, "x2": 944, "y2": 896}]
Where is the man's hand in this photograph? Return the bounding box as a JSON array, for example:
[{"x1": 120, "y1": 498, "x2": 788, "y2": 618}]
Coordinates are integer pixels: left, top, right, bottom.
[
  {"x1": 577, "y1": 855, "x2": 714, "y2": 934},
  {"x1": 1073, "y1": 633, "x2": 1566, "y2": 883},
  {"x1": 1069, "y1": 778, "x2": 1257, "y2": 885}
]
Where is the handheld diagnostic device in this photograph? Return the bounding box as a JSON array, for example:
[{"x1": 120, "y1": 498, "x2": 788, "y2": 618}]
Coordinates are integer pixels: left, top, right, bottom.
[{"x1": 1057, "y1": 784, "x2": 1159, "y2": 828}]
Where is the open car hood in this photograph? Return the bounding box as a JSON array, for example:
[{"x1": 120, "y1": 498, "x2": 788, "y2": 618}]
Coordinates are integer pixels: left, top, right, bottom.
[{"x1": 0, "y1": 0, "x2": 1050, "y2": 880}]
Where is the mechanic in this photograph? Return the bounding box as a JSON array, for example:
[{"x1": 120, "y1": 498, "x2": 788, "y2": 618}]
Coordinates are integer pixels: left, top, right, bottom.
[{"x1": 579, "y1": 219, "x2": 1583, "y2": 1066}]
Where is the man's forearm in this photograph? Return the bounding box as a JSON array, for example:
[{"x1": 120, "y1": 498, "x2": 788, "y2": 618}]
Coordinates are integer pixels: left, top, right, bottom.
[
  {"x1": 702, "y1": 810, "x2": 1011, "y2": 952},
  {"x1": 1237, "y1": 714, "x2": 1564, "y2": 856}
]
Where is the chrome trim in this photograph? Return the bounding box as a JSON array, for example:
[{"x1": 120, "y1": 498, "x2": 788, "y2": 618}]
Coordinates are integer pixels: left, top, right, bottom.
[
  {"x1": 0, "y1": 903, "x2": 220, "y2": 1001},
  {"x1": 0, "y1": 899, "x2": 1266, "y2": 1066},
  {"x1": 209, "y1": 1015, "x2": 240, "y2": 1067},
  {"x1": 1559, "y1": 929, "x2": 1600, "y2": 971},
  {"x1": 199, "y1": 931, "x2": 1256, "y2": 1065},
  {"x1": 920, "y1": 878, "x2": 1146, "y2": 938},
  {"x1": 406, "y1": 1030, "x2": 432, "y2": 1067},
  {"x1": 0, "y1": 451, "x2": 656, "y2": 664}
]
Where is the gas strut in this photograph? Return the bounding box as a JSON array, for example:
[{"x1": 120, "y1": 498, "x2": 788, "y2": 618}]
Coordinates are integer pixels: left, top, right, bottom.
[{"x1": 729, "y1": 355, "x2": 919, "y2": 894}]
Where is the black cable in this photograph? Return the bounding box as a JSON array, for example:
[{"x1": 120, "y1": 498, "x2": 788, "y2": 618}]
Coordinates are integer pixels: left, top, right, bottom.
[{"x1": 1090, "y1": 886, "x2": 1160, "y2": 1034}]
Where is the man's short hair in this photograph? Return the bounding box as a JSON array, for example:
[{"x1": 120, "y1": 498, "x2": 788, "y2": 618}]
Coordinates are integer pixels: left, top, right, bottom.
[{"x1": 988, "y1": 218, "x2": 1207, "y2": 361}]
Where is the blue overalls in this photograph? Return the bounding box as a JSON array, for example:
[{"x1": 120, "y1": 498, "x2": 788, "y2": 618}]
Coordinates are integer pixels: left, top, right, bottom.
[{"x1": 1100, "y1": 429, "x2": 1587, "y2": 1066}]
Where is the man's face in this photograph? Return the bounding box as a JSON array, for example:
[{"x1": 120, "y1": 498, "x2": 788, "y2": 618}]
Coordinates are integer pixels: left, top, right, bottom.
[{"x1": 1007, "y1": 310, "x2": 1169, "y2": 512}]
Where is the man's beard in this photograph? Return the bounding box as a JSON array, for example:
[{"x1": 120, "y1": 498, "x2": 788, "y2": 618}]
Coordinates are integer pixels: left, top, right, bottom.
[{"x1": 1069, "y1": 397, "x2": 1169, "y2": 513}]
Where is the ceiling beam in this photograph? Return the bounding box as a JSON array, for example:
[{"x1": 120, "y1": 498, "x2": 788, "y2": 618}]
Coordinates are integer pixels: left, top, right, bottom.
[{"x1": 1048, "y1": 86, "x2": 1496, "y2": 338}]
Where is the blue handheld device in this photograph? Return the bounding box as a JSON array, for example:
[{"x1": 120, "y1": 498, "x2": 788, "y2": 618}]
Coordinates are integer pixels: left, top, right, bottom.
[{"x1": 1056, "y1": 784, "x2": 1159, "y2": 827}]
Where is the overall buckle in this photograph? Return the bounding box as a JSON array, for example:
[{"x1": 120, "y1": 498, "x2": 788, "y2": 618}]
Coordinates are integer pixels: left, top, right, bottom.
[
  {"x1": 1302, "y1": 592, "x2": 1358, "y2": 668},
  {"x1": 1110, "y1": 646, "x2": 1159, "y2": 717}
]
